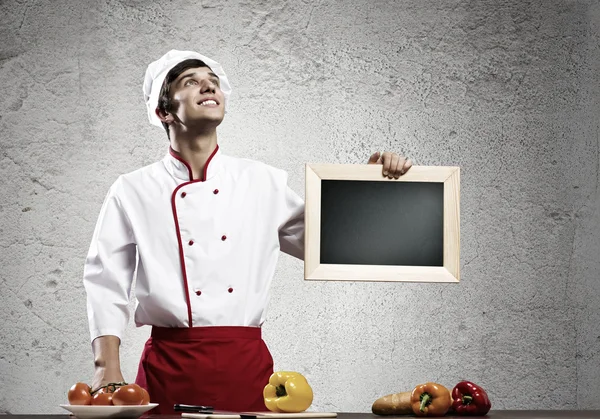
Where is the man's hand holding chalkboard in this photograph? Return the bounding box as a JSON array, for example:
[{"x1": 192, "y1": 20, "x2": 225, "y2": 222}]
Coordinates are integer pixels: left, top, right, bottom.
[{"x1": 367, "y1": 152, "x2": 412, "y2": 179}]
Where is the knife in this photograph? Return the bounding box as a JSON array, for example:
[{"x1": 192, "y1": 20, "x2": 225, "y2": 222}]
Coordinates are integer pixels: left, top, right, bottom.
[
  {"x1": 174, "y1": 404, "x2": 214, "y2": 413},
  {"x1": 175, "y1": 405, "x2": 258, "y2": 419}
]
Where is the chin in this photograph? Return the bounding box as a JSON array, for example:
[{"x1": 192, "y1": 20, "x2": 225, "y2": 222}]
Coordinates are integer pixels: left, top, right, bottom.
[{"x1": 193, "y1": 116, "x2": 224, "y2": 129}]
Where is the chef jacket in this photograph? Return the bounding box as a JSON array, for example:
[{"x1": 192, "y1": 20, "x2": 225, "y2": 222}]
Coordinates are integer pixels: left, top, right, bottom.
[{"x1": 83, "y1": 146, "x2": 305, "y2": 342}]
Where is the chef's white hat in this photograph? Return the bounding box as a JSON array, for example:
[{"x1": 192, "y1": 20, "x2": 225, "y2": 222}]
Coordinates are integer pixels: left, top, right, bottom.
[{"x1": 143, "y1": 49, "x2": 232, "y2": 128}]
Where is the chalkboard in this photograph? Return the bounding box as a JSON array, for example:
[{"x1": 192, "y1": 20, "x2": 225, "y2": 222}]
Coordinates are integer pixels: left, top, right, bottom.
[
  {"x1": 305, "y1": 164, "x2": 460, "y2": 283},
  {"x1": 320, "y1": 180, "x2": 444, "y2": 266}
]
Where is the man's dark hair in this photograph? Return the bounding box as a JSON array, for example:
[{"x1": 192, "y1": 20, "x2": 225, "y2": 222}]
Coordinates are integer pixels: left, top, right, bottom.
[{"x1": 157, "y1": 59, "x2": 210, "y2": 139}]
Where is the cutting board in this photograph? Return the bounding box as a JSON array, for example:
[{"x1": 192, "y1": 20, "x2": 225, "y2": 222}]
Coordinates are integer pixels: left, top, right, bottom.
[{"x1": 182, "y1": 412, "x2": 337, "y2": 419}]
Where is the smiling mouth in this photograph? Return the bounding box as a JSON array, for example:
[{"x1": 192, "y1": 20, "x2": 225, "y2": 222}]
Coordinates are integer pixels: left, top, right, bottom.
[{"x1": 198, "y1": 99, "x2": 218, "y2": 106}]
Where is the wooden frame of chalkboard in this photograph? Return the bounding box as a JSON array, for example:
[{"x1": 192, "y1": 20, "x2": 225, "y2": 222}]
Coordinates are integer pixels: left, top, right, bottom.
[{"x1": 305, "y1": 164, "x2": 460, "y2": 282}]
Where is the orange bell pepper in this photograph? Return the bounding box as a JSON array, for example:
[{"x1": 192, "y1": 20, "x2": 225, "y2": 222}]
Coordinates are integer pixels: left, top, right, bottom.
[{"x1": 410, "y1": 382, "x2": 452, "y2": 417}]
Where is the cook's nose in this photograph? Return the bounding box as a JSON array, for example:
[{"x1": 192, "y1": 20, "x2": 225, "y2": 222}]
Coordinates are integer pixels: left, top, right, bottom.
[{"x1": 200, "y1": 80, "x2": 216, "y2": 94}]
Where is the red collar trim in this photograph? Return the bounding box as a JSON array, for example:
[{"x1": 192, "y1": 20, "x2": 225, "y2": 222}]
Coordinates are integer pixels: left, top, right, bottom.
[{"x1": 168, "y1": 145, "x2": 220, "y2": 182}]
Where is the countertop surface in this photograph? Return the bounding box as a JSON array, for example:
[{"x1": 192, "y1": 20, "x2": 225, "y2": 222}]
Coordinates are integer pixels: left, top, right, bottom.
[{"x1": 3, "y1": 412, "x2": 600, "y2": 419}]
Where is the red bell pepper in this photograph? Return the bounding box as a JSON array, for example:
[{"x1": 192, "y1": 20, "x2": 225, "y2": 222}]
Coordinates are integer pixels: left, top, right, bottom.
[{"x1": 451, "y1": 381, "x2": 491, "y2": 416}]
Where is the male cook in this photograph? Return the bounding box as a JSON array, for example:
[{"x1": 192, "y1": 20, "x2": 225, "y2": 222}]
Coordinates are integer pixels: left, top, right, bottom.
[{"x1": 83, "y1": 50, "x2": 412, "y2": 414}]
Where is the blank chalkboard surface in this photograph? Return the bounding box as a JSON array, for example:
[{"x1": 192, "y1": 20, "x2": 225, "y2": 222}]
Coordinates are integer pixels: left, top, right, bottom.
[
  {"x1": 320, "y1": 180, "x2": 444, "y2": 266},
  {"x1": 305, "y1": 164, "x2": 460, "y2": 282}
]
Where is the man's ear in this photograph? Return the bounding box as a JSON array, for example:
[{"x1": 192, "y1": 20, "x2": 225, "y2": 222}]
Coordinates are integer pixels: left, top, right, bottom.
[{"x1": 156, "y1": 107, "x2": 174, "y2": 124}]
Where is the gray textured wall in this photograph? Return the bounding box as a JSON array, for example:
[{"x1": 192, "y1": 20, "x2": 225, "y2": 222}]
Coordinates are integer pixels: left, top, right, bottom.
[{"x1": 1, "y1": 0, "x2": 599, "y2": 414}]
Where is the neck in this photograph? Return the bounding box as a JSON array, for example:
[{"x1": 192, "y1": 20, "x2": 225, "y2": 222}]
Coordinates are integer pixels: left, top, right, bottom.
[{"x1": 170, "y1": 129, "x2": 218, "y2": 180}]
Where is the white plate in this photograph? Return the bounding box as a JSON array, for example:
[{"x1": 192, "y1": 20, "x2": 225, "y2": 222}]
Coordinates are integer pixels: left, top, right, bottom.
[{"x1": 59, "y1": 403, "x2": 158, "y2": 419}]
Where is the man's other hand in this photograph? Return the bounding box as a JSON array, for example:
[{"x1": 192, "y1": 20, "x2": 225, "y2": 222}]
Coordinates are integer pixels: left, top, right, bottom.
[{"x1": 368, "y1": 151, "x2": 412, "y2": 179}]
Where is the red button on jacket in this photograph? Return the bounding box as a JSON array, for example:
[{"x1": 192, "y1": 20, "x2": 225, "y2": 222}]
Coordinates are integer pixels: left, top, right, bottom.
[
  {"x1": 228, "y1": 287, "x2": 233, "y2": 293},
  {"x1": 213, "y1": 189, "x2": 219, "y2": 194},
  {"x1": 195, "y1": 290, "x2": 202, "y2": 296},
  {"x1": 189, "y1": 240, "x2": 194, "y2": 246},
  {"x1": 221, "y1": 235, "x2": 227, "y2": 241}
]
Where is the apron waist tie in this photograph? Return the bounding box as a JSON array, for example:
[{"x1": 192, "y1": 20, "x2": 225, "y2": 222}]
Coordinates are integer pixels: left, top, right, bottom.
[{"x1": 151, "y1": 325, "x2": 262, "y2": 341}]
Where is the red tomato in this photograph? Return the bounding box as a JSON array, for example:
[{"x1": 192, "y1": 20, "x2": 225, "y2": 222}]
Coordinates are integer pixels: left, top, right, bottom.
[
  {"x1": 91, "y1": 392, "x2": 113, "y2": 405},
  {"x1": 68, "y1": 382, "x2": 92, "y2": 405},
  {"x1": 140, "y1": 387, "x2": 150, "y2": 405},
  {"x1": 112, "y1": 384, "x2": 145, "y2": 406}
]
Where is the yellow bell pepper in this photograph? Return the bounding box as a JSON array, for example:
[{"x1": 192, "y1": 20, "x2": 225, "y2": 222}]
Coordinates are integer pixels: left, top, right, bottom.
[{"x1": 263, "y1": 371, "x2": 313, "y2": 413}]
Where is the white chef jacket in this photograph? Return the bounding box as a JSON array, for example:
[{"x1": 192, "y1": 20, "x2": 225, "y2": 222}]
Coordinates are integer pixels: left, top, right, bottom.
[{"x1": 83, "y1": 146, "x2": 305, "y2": 342}]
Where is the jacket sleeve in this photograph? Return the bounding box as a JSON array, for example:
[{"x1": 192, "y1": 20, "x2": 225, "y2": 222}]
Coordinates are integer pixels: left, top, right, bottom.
[
  {"x1": 83, "y1": 177, "x2": 137, "y2": 342},
  {"x1": 278, "y1": 173, "x2": 305, "y2": 260}
]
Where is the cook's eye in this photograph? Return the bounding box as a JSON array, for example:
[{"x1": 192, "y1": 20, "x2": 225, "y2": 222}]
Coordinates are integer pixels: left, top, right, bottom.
[
  {"x1": 185, "y1": 79, "x2": 198, "y2": 86},
  {"x1": 211, "y1": 78, "x2": 220, "y2": 87}
]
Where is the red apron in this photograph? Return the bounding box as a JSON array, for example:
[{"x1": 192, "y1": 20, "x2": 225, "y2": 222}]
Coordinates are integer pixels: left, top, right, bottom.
[{"x1": 135, "y1": 326, "x2": 274, "y2": 414}]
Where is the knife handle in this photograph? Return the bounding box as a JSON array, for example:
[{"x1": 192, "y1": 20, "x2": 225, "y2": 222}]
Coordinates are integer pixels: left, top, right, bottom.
[{"x1": 174, "y1": 404, "x2": 214, "y2": 412}]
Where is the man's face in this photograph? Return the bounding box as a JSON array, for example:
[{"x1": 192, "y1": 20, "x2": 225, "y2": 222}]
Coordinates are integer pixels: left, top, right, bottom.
[{"x1": 168, "y1": 66, "x2": 225, "y2": 130}]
